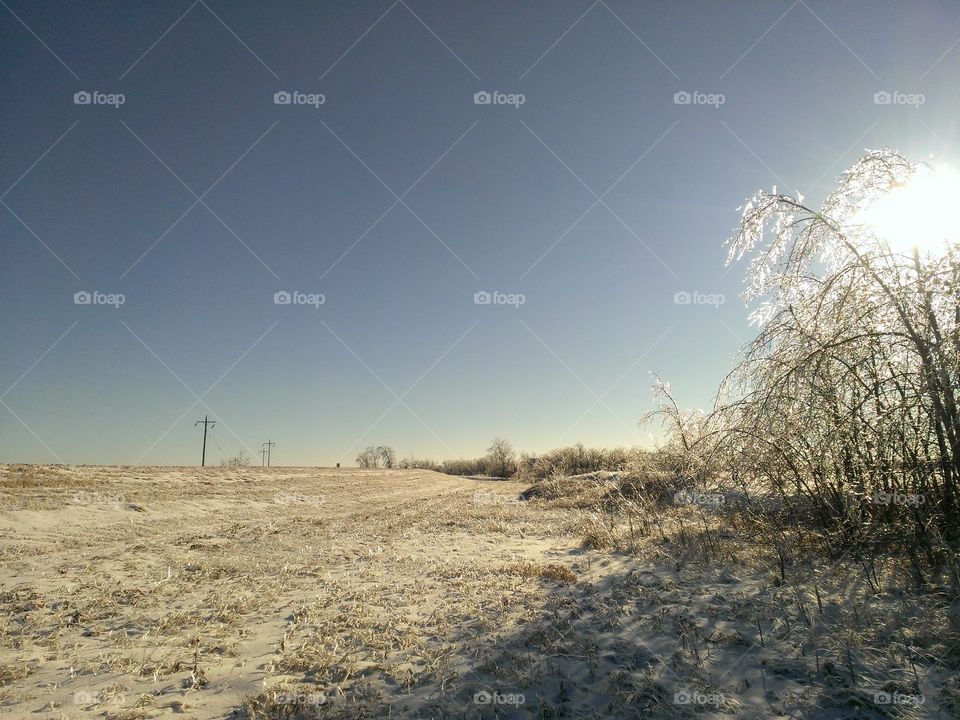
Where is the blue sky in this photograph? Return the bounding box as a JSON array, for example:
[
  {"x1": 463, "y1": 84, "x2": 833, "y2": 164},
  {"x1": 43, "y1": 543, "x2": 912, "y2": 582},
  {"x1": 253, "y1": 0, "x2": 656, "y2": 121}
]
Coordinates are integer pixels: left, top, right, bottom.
[{"x1": 2, "y1": 1, "x2": 959, "y2": 466}]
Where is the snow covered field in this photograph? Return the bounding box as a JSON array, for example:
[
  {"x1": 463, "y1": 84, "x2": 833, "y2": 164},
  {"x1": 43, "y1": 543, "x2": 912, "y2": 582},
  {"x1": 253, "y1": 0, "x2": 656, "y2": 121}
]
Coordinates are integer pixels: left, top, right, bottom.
[{"x1": 0, "y1": 465, "x2": 954, "y2": 719}]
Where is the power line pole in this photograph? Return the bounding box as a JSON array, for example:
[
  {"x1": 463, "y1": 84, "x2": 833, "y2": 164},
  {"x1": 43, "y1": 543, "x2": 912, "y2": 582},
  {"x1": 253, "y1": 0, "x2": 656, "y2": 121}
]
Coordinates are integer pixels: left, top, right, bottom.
[
  {"x1": 263, "y1": 439, "x2": 275, "y2": 467},
  {"x1": 258, "y1": 448, "x2": 268, "y2": 466},
  {"x1": 194, "y1": 415, "x2": 215, "y2": 467}
]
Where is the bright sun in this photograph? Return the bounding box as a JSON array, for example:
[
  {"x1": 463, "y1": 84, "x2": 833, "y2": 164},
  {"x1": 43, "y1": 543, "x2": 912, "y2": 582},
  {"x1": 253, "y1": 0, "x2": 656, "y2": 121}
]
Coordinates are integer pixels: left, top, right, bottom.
[{"x1": 855, "y1": 163, "x2": 960, "y2": 257}]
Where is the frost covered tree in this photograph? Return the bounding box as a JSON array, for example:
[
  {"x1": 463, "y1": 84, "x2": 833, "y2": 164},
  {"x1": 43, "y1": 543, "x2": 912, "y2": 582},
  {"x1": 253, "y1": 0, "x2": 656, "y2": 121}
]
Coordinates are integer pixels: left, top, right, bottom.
[
  {"x1": 356, "y1": 446, "x2": 396, "y2": 468},
  {"x1": 486, "y1": 437, "x2": 515, "y2": 478},
  {"x1": 376, "y1": 445, "x2": 396, "y2": 469},
  {"x1": 685, "y1": 150, "x2": 960, "y2": 566}
]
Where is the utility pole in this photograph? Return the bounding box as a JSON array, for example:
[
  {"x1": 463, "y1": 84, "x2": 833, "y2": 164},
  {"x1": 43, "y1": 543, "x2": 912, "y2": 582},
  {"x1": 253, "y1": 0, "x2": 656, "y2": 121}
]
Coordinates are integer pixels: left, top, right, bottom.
[
  {"x1": 194, "y1": 415, "x2": 215, "y2": 466},
  {"x1": 258, "y1": 448, "x2": 268, "y2": 466},
  {"x1": 263, "y1": 440, "x2": 275, "y2": 467}
]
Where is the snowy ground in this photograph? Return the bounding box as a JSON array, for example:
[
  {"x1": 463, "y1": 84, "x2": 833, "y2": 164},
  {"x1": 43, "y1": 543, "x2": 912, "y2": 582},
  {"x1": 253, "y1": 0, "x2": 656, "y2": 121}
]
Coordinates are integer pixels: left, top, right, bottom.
[{"x1": 0, "y1": 465, "x2": 954, "y2": 719}]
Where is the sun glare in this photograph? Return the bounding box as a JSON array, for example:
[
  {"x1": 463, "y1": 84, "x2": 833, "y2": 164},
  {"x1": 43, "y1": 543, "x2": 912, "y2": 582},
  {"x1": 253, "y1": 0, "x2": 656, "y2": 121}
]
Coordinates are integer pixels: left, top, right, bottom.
[{"x1": 855, "y1": 163, "x2": 960, "y2": 257}]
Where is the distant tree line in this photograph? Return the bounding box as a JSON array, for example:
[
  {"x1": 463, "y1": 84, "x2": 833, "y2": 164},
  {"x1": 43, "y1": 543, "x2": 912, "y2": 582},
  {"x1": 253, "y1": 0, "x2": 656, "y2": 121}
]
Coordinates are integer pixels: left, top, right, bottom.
[{"x1": 394, "y1": 438, "x2": 644, "y2": 482}]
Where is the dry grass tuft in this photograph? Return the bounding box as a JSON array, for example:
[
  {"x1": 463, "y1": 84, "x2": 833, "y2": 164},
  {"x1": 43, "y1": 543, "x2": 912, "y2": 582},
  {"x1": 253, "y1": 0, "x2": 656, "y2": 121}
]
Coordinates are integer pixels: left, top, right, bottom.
[
  {"x1": 507, "y1": 560, "x2": 577, "y2": 584},
  {"x1": 0, "y1": 660, "x2": 38, "y2": 685}
]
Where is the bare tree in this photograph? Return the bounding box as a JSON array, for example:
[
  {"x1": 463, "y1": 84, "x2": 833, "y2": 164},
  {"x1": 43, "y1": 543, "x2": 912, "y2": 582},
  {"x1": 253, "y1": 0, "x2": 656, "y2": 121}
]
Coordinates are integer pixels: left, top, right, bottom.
[
  {"x1": 376, "y1": 446, "x2": 396, "y2": 469},
  {"x1": 356, "y1": 447, "x2": 377, "y2": 468},
  {"x1": 356, "y1": 446, "x2": 396, "y2": 468},
  {"x1": 486, "y1": 437, "x2": 515, "y2": 478},
  {"x1": 221, "y1": 448, "x2": 251, "y2": 468}
]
